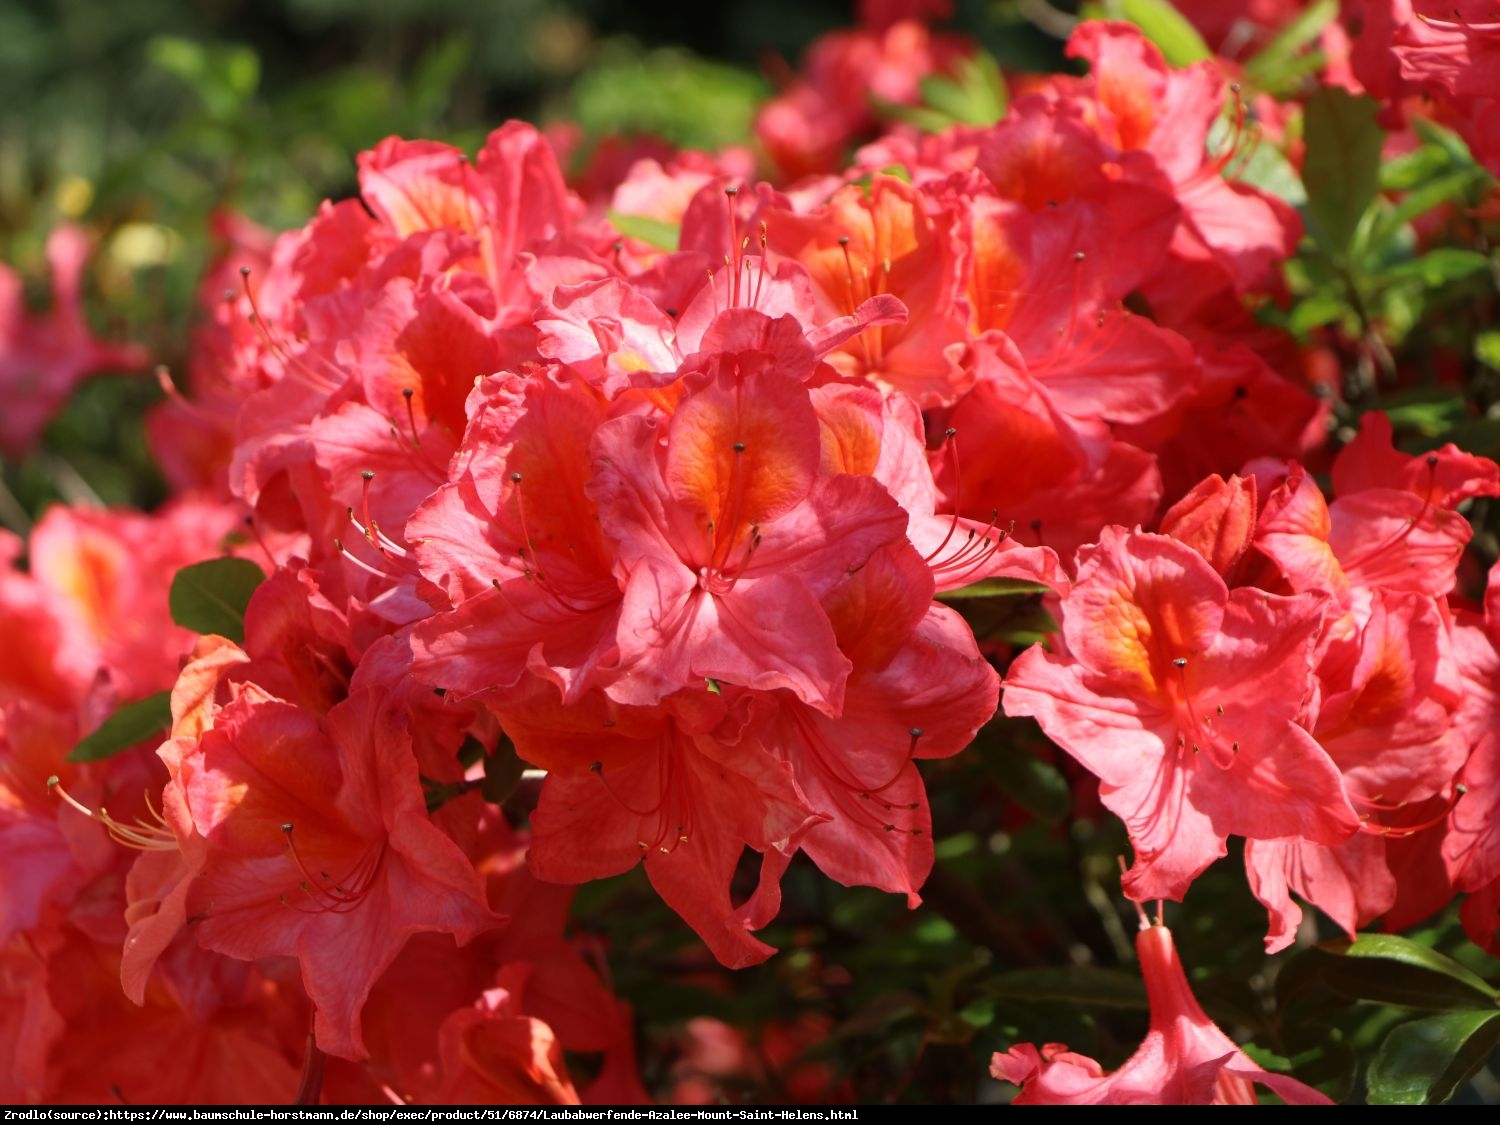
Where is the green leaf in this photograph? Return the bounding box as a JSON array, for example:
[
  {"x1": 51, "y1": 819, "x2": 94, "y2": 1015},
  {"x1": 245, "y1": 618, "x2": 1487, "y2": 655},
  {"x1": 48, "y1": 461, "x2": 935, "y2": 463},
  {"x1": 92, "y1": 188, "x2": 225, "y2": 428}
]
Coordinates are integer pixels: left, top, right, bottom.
[
  {"x1": 1378, "y1": 248, "x2": 1490, "y2": 287},
  {"x1": 1283, "y1": 934, "x2": 1499, "y2": 1012},
  {"x1": 1386, "y1": 167, "x2": 1490, "y2": 230},
  {"x1": 168, "y1": 557, "x2": 265, "y2": 643},
  {"x1": 1083, "y1": 0, "x2": 1211, "y2": 66},
  {"x1": 937, "y1": 577, "x2": 1053, "y2": 601},
  {"x1": 918, "y1": 53, "x2": 1007, "y2": 127},
  {"x1": 569, "y1": 45, "x2": 766, "y2": 153},
  {"x1": 1287, "y1": 290, "x2": 1349, "y2": 335},
  {"x1": 1213, "y1": 113, "x2": 1306, "y2": 206},
  {"x1": 147, "y1": 36, "x2": 260, "y2": 121},
  {"x1": 67, "y1": 691, "x2": 172, "y2": 763},
  {"x1": 607, "y1": 209, "x2": 679, "y2": 252},
  {"x1": 1367, "y1": 1010, "x2": 1500, "y2": 1105},
  {"x1": 1301, "y1": 88, "x2": 1385, "y2": 258},
  {"x1": 1380, "y1": 389, "x2": 1471, "y2": 438},
  {"x1": 1345, "y1": 934, "x2": 1499, "y2": 999},
  {"x1": 1243, "y1": 0, "x2": 1336, "y2": 94},
  {"x1": 1476, "y1": 329, "x2": 1500, "y2": 370},
  {"x1": 1412, "y1": 117, "x2": 1481, "y2": 166}
]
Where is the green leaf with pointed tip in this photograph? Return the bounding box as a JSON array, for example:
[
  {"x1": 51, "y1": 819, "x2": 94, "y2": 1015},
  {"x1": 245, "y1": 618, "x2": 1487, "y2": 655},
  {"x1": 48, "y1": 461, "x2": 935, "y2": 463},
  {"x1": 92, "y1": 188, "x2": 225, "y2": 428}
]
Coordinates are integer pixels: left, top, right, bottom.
[
  {"x1": 1243, "y1": 0, "x2": 1336, "y2": 94},
  {"x1": 937, "y1": 577, "x2": 1053, "y2": 601},
  {"x1": 1287, "y1": 290, "x2": 1349, "y2": 335},
  {"x1": 1281, "y1": 934, "x2": 1499, "y2": 1012},
  {"x1": 1367, "y1": 1010, "x2": 1500, "y2": 1105},
  {"x1": 1082, "y1": 0, "x2": 1211, "y2": 65},
  {"x1": 67, "y1": 691, "x2": 172, "y2": 763},
  {"x1": 168, "y1": 557, "x2": 265, "y2": 643},
  {"x1": 1380, "y1": 389, "x2": 1471, "y2": 438},
  {"x1": 1301, "y1": 88, "x2": 1384, "y2": 258},
  {"x1": 919, "y1": 53, "x2": 1007, "y2": 127},
  {"x1": 607, "y1": 210, "x2": 679, "y2": 252},
  {"x1": 1379, "y1": 248, "x2": 1490, "y2": 287},
  {"x1": 1343, "y1": 934, "x2": 1499, "y2": 1001}
]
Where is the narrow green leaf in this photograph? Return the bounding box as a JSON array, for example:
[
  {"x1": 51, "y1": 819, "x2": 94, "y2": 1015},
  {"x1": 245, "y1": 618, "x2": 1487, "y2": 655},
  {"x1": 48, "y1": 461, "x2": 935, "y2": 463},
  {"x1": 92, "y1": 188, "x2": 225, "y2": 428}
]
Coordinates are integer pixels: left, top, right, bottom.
[
  {"x1": 937, "y1": 577, "x2": 1053, "y2": 601},
  {"x1": 1380, "y1": 390, "x2": 1470, "y2": 438},
  {"x1": 1380, "y1": 248, "x2": 1490, "y2": 287},
  {"x1": 1386, "y1": 167, "x2": 1490, "y2": 229},
  {"x1": 1301, "y1": 88, "x2": 1385, "y2": 257},
  {"x1": 607, "y1": 210, "x2": 679, "y2": 252},
  {"x1": 1243, "y1": 0, "x2": 1337, "y2": 92},
  {"x1": 1287, "y1": 290, "x2": 1349, "y2": 335},
  {"x1": 67, "y1": 691, "x2": 172, "y2": 763},
  {"x1": 1412, "y1": 117, "x2": 1480, "y2": 166},
  {"x1": 1085, "y1": 0, "x2": 1211, "y2": 66},
  {"x1": 1368, "y1": 1010, "x2": 1500, "y2": 1105},
  {"x1": 1283, "y1": 934, "x2": 1500, "y2": 1011},
  {"x1": 920, "y1": 53, "x2": 1008, "y2": 126},
  {"x1": 1344, "y1": 934, "x2": 1499, "y2": 1001},
  {"x1": 168, "y1": 557, "x2": 266, "y2": 643}
]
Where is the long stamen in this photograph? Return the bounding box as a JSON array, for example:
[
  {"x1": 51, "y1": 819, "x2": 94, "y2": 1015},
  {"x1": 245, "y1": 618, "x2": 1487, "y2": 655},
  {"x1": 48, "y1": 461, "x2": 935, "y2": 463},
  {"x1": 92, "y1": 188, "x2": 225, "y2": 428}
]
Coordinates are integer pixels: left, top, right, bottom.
[
  {"x1": 507, "y1": 471, "x2": 544, "y2": 580},
  {"x1": 592, "y1": 748, "x2": 690, "y2": 855},
  {"x1": 336, "y1": 537, "x2": 401, "y2": 581},
  {"x1": 279, "y1": 823, "x2": 385, "y2": 913},
  {"x1": 345, "y1": 500, "x2": 411, "y2": 563},
  {"x1": 401, "y1": 387, "x2": 422, "y2": 446},
  {"x1": 924, "y1": 428, "x2": 966, "y2": 562},
  {"x1": 1356, "y1": 785, "x2": 1466, "y2": 839},
  {"x1": 725, "y1": 186, "x2": 741, "y2": 307},
  {"x1": 752, "y1": 221, "x2": 769, "y2": 309},
  {"x1": 48, "y1": 777, "x2": 178, "y2": 851},
  {"x1": 590, "y1": 760, "x2": 663, "y2": 819},
  {"x1": 1170, "y1": 657, "x2": 1235, "y2": 768},
  {"x1": 239, "y1": 268, "x2": 346, "y2": 390},
  {"x1": 1338, "y1": 455, "x2": 1444, "y2": 575}
]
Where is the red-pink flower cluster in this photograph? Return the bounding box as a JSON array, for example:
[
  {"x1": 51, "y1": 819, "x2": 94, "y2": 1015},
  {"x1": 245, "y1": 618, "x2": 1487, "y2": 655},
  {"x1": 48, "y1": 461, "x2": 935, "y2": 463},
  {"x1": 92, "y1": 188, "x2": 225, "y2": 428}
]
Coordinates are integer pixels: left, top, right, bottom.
[
  {"x1": 1342, "y1": 1, "x2": 1500, "y2": 174},
  {"x1": 1005, "y1": 414, "x2": 1500, "y2": 952},
  {"x1": 5, "y1": 3, "x2": 1500, "y2": 1106}
]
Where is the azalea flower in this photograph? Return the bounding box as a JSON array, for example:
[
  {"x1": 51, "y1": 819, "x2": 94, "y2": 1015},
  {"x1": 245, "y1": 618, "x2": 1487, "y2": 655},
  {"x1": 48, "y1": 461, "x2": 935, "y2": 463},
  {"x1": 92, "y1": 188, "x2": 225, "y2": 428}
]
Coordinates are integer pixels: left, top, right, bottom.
[{"x1": 992, "y1": 920, "x2": 1334, "y2": 1104}]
